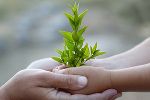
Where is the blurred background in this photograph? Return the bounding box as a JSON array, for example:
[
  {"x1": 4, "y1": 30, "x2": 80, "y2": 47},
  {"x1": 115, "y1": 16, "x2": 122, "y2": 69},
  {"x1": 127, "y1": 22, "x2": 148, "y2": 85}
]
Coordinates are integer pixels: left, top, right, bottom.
[{"x1": 0, "y1": 0, "x2": 150, "y2": 99}]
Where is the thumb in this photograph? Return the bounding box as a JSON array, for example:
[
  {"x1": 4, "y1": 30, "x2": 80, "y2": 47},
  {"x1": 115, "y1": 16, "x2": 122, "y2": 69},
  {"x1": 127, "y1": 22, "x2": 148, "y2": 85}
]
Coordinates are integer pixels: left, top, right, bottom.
[{"x1": 38, "y1": 71, "x2": 88, "y2": 90}]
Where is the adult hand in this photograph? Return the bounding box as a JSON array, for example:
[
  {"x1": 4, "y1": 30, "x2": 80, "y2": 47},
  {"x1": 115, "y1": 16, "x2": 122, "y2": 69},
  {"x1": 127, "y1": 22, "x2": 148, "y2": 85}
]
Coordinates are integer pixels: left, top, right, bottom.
[{"x1": 0, "y1": 69, "x2": 88, "y2": 100}]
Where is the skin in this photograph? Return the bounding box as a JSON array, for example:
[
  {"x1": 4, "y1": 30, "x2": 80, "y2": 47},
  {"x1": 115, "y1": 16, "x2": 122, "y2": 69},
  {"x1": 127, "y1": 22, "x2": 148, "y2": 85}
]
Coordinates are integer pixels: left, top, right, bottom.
[
  {"x1": 0, "y1": 58, "x2": 119, "y2": 100},
  {"x1": 58, "y1": 63, "x2": 150, "y2": 94},
  {"x1": 55, "y1": 66, "x2": 111, "y2": 94},
  {"x1": 86, "y1": 37, "x2": 150, "y2": 69},
  {"x1": 111, "y1": 63, "x2": 150, "y2": 92},
  {"x1": 55, "y1": 37, "x2": 150, "y2": 95}
]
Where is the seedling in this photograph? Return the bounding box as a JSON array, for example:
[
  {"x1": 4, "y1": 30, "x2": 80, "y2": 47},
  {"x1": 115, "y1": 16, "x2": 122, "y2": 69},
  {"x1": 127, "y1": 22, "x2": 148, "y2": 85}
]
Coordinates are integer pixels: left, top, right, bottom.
[{"x1": 52, "y1": 0, "x2": 105, "y2": 67}]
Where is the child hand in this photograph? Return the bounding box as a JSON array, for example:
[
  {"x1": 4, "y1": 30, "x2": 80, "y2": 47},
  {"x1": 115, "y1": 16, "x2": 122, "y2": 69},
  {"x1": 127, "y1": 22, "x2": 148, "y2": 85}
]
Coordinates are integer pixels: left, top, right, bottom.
[{"x1": 55, "y1": 66, "x2": 112, "y2": 95}]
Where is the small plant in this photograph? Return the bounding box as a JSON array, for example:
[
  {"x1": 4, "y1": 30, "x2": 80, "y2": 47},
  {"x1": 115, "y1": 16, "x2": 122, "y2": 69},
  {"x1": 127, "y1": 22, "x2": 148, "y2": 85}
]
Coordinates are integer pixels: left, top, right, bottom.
[{"x1": 52, "y1": 0, "x2": 105, "y2": 67}]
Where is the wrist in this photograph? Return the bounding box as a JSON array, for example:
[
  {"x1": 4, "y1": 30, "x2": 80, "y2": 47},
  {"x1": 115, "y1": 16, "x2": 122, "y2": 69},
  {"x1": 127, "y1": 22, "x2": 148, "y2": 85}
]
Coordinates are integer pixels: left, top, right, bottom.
[
  {"x1": 0, "y1": 86, "x2": 10, "y2": 100},
  {"x1": 96, "y1": 68, "x2": 113, "y2": 91},
  {"x1": 106, "y1": 69, "x2": 113, "y2": 89},
  {"x1": 109, "y1": 70, "x2": 115, "y2": 89},
  {"x1": 109, "y1": 69, "x2": 125, "y2": 92}
]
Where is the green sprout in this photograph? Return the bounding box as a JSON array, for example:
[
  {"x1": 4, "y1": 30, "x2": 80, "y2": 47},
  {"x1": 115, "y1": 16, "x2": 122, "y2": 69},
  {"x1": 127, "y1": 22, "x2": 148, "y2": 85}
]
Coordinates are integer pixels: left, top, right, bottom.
[{"x1": 52, "y1": 0, "x2": 105, "y2": 67}]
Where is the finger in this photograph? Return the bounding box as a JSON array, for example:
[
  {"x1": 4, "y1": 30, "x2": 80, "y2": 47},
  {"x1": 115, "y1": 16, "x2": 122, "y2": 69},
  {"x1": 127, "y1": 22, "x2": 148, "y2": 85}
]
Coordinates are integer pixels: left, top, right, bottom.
[
  {"x1": 110, "y1": 93, "x2": 122, "y2": 100},
  {"x1": 51, "y1": 91, "x2": 72, "y2": 100},
  {"x1": 52, "y1": 92, "x2": 89, "y2": 100},
  {"x1": 29, "y1": 87, "x2": 56, "y2": 100},
  {"x1": 47, "y1": 90, "x2": 87, "y2": 100},
  {"x1": 57, "y1": 64, "x2": 66, "y2": 70},
  {"x1": 52, "y1": 65, "x2": 66, "y2": 73},
  {"x1": 101, "y1": 89, "x2": 118, "y2": 100},
  {"x1": 46, "y1": 89, "x2": 118, "y2": 100},
  {"x1": 69, "y1": 89, "x2": 117, "y2": 100},
  {"x1": 37, "y1": 71, "x2": 87, "y2": 90},
  {"x1": 27, "y1": 58, "x2": 61, "y2": 71}
]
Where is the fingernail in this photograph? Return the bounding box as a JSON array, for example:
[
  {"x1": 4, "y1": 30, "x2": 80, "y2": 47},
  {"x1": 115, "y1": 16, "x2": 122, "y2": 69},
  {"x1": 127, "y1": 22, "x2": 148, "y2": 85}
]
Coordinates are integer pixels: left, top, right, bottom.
[{"x1": 77, "y1": 76, "x2": 88, "y2": 88}]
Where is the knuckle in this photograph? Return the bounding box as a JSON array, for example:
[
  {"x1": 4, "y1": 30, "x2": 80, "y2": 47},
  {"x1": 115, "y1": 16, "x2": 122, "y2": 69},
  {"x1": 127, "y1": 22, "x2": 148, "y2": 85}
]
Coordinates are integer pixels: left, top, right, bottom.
[
  {"x1": 16, "y1": 69, "x2": 29, "y2": 78},
  {"x1": 65, "y1": 76, "x2": 74, "y2": 88},
  {"x1": 52, "y1": 75, "x2": 62, "y2": 86},
  {"x1": 36, "y1": 71, "x2": 51, "y2": 82},
  {"x1": 66, "y1": 76, "x2": 72, "y2": 86},
  {"x1": 13, "y1": 70, "x2": 31, "y2": 84}
]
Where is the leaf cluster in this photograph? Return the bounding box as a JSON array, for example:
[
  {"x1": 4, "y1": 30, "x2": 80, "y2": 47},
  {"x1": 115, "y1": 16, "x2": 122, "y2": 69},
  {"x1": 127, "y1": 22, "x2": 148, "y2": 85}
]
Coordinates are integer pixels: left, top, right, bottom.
[{"x1": 52, "y1": 1, "x2": 105, "y2": 67}]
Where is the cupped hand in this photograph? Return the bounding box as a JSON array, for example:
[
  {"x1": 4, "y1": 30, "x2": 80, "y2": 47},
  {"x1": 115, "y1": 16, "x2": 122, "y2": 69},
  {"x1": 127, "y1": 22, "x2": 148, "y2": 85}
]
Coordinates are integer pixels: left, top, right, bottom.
[
  {"x1": 24, "y1": 58, "x2": 120, "y2": 100},
  {"x1": 28, "y1": 58, "x2": 122, "y2": 100},
  {"x1": 55, "y1": 66, "x2": 112, "y2": 95},
  {"x1": 1, "y1": 69, "x2": 90, "y2": 100}
]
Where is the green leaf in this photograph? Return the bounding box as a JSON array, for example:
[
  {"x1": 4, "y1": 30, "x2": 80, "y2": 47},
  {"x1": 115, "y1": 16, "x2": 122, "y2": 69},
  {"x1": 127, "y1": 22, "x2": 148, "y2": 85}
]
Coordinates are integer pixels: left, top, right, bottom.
[
  {"x1": 78, "y1": 9, "x2": 88, "y2": 25},
  {"x1": 64, "y1": 12, "x2": 74, "y2": 20},
  {"x1": 60, "y1": 31, "x2": 74, "y2": 42},
  {"x1": 92, "y1": 43, "x2": 97, "y2": 53},
  {"x1": 56, "y1": 49, "x2": 63, "y2": 55},
  {"x1": 82, "y1": 43, "x2": 88, "y2": 53},
  {"x1": 64, "y1": 49, "x2": 69, "y2": 57},
  {"x1": 84, "y1": 44, "x2": 90, "y2": 58},
  {"x1": 77, "y1": 26, "x2": 87, "y2": 38},
  {"x1": 72, "y1": 32, "x2": 79, "y2": 41},
  {"x1": 65, "y1": 39, "x2": 74, "y2": 50},
  {"x1": 78, "y1": 38, "x2": 84, "y2": 49},
  {"x1": 69, "y1": 50, "x2": 74, "y2": 58},
  {"x1": 64, "y1": 12, "x2": 75, "y2": 30},
  {"x1": 72, "y1": 1, "x2": 79, "y2": 15},
  {"x1": 76, "y1": 59, "x2": 82, "y2": 67},
  {"x1": 52, "y1": 57, "x2": 63, "y2": 63},
  {"x1": 61, "y1": 51, "x2": 66, "y2": 61},
  {"x1": 93, "y1": 50, "x2": 106, "y2": 57},
  {"x1": 61, "y1": 50, "x2": 69, "y2": 64},
  {"x1": 90, "y1": 46, "x2": 93, "y2": 54},
  {"x1": 79, "y1": 9, "x2": 88, "y2": 19}
]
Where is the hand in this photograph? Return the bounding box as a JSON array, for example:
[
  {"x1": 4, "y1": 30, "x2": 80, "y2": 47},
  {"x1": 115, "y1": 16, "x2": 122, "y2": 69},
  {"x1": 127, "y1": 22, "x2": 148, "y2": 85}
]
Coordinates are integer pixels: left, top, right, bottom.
[
  {"x1": 3, "y1": 58, "x2": 120, "y2": 100},
  {"x1": 0, "y1": 69, "x2": 90, "y2": 100},
  {"x1": 0, "y1": 58, "x2": 120, "y2": 100},
  {"x1": 26, "y1": 58, "x2": 120, "y2": 100},
  {"x1": 27, "y1": 58, "x2": 61, "y2": 71},
  {"x1": 29, "y1": 58, "x2": 113, "y2": 94},
  {"x1": 85, "y1": 59, "x2": 123, "y2": 96},
  {"x1": 55, "y1": 66, "x2": 112, "y2": 95}
]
